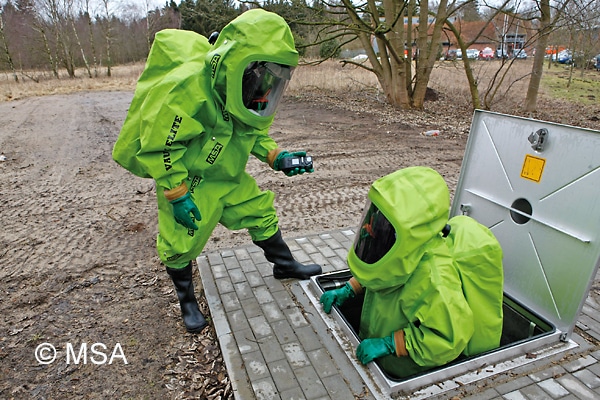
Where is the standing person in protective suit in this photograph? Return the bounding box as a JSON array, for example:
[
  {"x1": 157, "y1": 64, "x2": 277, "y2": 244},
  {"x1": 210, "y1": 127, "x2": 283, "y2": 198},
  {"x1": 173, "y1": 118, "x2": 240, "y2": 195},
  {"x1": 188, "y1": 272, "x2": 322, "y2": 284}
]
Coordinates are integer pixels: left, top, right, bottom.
[
  {"x1": 320, "y1": 166, "x2": 503, "y2": 378},
  {"x1": 113, "y1": 9, "x2": 321, "y2": 334}
]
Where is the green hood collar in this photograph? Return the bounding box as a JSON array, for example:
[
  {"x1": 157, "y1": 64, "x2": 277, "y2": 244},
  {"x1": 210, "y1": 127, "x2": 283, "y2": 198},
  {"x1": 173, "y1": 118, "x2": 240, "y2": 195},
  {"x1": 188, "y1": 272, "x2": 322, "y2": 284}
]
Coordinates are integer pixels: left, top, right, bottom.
[
  {"x1": 206, "y1": 9, "x2": 299, "y2": 130},
  {"x1": 348, "y1": 167, "x2": 450, "y2": 291}
]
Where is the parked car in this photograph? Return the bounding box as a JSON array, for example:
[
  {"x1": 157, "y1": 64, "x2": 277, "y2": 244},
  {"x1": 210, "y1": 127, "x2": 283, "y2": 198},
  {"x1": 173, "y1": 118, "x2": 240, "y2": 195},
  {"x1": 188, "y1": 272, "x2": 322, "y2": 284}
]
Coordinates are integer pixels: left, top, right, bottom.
[
  {"x1": 479, "y1": 47, "x2": 494, "y2": 60},
  {"x1": 466, "y1": 48, "x2": 479, "y2": 60},
  {"x1": 496, "y1": 48, "x2": 508, "y2": 59},
  {"x1": 444, "y1": 49, "x2": 458, "y2": 61},
  {"x1": 514, "y1": 49, "x2": 528, "y2": 59},
  {"x1": 595, "y1": 55, "x2": 600, "y2": 71},
  {"x1": 556, "y1": 50, "x2": 572, "y2": 64},
  {"x1": 455, "y1": 49, "x2": 462, "y2": 60}
]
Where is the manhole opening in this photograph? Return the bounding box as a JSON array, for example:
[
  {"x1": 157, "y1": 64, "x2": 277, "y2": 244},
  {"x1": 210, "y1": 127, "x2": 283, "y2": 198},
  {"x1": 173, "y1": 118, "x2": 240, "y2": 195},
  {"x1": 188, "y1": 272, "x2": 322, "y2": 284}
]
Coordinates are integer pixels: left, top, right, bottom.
[{"x1": 510, "y1": 198, "x2": 533, "y2": 224}]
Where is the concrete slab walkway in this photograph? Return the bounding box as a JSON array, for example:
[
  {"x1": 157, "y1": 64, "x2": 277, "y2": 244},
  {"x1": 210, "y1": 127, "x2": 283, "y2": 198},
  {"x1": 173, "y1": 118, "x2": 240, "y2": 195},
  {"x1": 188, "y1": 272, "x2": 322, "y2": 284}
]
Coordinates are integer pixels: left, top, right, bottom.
[{"x1": 197, "y1": 229, "x2": 600, "y2": 400}]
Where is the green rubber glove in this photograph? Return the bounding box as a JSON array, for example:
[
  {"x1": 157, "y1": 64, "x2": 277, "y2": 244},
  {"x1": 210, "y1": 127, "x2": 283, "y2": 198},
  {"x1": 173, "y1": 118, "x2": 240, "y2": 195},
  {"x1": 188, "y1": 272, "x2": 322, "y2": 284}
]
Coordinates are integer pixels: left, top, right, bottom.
[
  {"x1": 274, "y1": 150, "x2": 314, "y2": 176},
  {"x1": 356, "y1": 333, "x2": 396, "y2": 365},
  {"x1": 170, "y1": 192, "x2": 201, "y2": 230},
  {"x1": 319, "y1": 282, "x2": 355, "y2": 313}
]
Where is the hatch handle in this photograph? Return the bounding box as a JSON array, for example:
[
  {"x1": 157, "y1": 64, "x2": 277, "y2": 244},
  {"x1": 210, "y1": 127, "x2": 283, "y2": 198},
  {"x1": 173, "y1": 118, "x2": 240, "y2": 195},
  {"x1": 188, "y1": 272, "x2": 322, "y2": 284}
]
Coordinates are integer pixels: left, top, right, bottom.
[{"x1": 528, "y1": 128, "x2": 548, "y2": 152}]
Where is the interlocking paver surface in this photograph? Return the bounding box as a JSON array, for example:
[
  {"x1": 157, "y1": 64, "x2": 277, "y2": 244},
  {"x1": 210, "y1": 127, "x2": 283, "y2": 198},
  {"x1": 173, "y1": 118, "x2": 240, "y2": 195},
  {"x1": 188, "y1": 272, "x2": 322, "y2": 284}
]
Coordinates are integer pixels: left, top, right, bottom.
[{"x1": 197, "y1": 229, "x2": 600, "y2": 400}]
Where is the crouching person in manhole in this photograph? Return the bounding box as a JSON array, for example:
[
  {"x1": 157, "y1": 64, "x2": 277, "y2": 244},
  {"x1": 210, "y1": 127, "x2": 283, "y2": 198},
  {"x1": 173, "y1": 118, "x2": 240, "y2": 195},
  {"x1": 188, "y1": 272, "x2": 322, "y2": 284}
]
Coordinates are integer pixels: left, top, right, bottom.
[
  {"x1": 320, "y1": 166, "x2": 504, "y2": 378},
  {"x1": 112, "y1": 9, "x2": 321, "y2": 334}
]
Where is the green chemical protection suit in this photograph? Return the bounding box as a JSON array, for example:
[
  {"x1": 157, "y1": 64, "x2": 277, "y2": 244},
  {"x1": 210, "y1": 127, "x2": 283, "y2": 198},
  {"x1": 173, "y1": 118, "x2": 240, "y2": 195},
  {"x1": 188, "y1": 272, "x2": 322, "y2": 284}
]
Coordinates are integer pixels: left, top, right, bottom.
[
  {"x1": 113, "y1": 9, "x2": 321, "y2": 333},
  {"x1": 320, "y1": 166, "x2": 503, "y2": 378}
]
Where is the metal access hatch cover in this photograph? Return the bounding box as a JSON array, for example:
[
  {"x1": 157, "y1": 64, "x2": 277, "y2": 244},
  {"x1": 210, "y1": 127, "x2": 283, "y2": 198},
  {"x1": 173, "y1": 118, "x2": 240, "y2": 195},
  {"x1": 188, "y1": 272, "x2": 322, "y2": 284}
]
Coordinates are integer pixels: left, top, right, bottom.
[{"x1": 450, "y1": 110, "x2": 600, "y2": 338}]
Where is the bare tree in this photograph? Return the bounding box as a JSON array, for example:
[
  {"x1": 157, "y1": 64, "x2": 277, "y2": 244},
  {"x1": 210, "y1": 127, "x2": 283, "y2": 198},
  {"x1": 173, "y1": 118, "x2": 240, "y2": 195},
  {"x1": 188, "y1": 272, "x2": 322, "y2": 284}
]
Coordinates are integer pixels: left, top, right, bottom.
[
  {"x1": 99, "y1": 0, "x2": 114, "y2": 77},
  {"x1": 443, "y1": 0, "x2": 510, "y2": 109},
  {"x1": 304, "y1": 0, "x2": 457, "y2": 110},
  {"x1": 0, "y1": 5, "x2": 18, "y2": 82},
  {"x1": 66, "y1": 0, "x2": 92, "y2": 78},
  {"x1": 524, "y1": 0, "x2": 572, "y2": 112}
]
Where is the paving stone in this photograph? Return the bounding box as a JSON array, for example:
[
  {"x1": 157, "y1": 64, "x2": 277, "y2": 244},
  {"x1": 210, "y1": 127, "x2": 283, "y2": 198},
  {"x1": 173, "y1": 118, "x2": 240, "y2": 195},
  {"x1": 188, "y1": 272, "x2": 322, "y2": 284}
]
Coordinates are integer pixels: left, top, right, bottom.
[
  {"x1": 503, "y1": 390, "x2": 528, "y2": 400},
  {"x1": 251, "y1": 377, "x2": 280, "y2": 400},
  {"x1": 282, "y1": 342, "x2": 310, "y2": 368},
  {"x1": 256, "y1": 261, "x2": 273, "y2": 277},
  {"x1": 520, "y1": 383, "x2": 556, "y2": 400},
  {"x1": 241, "y1": 297, "x2": 263, "y2": 319},
  {"x1": 460, "y1": 387, "x2": 502, "y2": 400},
  {"x1": 278, "y1": 386, "x2": 306, "y2": 400},
  {"x1": 254, "y1": 286, "x2": 276, "y2": 304},
  {"x1": 528, "y1": 365, "x2": 567, "y2": 382},
  {"x1": 234, "y1": 247, "x2": 251, "y2": 260},
  {"x1": 206, "y1": 252, "x2": 224, "y2": 266},
  {"x1": 242, "y1": 350, "x2": 270, "y2": 381},
  {"x1": 494, "y1": 376, "x2": 535, "y2": 395},
  {"x1": 269, "y1": 359, "x2": 299, "y2": 392},
  {"x1": 248, "y1": 315, "x2": 274, "y2": 339},
  {"x1": 210, "y1": 262, "x2": 229, "y2": 279},
  {"x1": 536, "y1": 378, "x2": 570, "y2": 398},
  {"x1": 233, "y1": 328, "x2": 259, "y2": 355},
  {"x1": 227, "y1": 308, "x2": 251, "y2": 332},
  {"x1": 573, "y1": 368, "x2": 600, "y2": 389},
  {"x1": 294, "y1": 365, "x2": 328, "y2": 399},
  {"x1": 273, "y1": 290, "x2": 296, "y2": 309},
  {"x1": 284, "y1": 306, "x2": 309, "y2": 328},
  {"x1": 326, "y1": 256, "x2": 349, "y2": 271},
  {"x1": 557, "y1": 374, "x2": 599, "y2": 399},
  {"x1": 292, "y1": 248, "x2": 312, "y2": 263},
  {"x1": 223, "y1": 253, "x2": 240, "y2": 269},
  {"x1": 220, "y1": 291, "x2": 241, "y2": 312},
  {"x1": 216, "y1": 276, "x2": 234, "y2": 294},
  {"x1": 321, "y1": 374, "x2": 355, "y2": 398},
  {"x1": 271, "y1": 319, "x2": 298, "y2": 344},
  {"x1": 316, "y1": 245, "x2": 337, "y2": 258},
  {"x1": 261, "y1": 301, "x2": 285, "y2": 323},
  {"x1": 333, "y1": 248, "x2": 349, "y2": 260},
  {"x1": 307, "y1": 348, "x2": 338, "y2": 378},
  {"x1": 586, "y1": 361, "x2": 600, "y2": 377},
  {"x1": 246, "y1": 271, "x2": 264, "y2": 287},
  {"x1": 234, "y1": 281, "x2": 254, "y2": 301},
  {"x1": 563, "y1": 354, "x2": 597, "y2": 373},
  {"x1": 240, "y1": 257, "x2": 258, "y2": 273},
  {"x1": 229, "y1": 267, "x2": 246, "y2": 284},
  {"x1": 258, "y1": 334, "x2": 286, "y2": 363},
  {"x1": 296, "y1": 326, "x2": 325, "y2": 353}
]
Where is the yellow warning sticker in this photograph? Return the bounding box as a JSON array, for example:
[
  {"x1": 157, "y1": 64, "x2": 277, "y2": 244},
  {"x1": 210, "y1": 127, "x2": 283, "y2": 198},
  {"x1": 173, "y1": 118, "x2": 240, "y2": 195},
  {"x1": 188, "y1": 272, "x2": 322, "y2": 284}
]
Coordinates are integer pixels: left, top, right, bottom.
[{"x1": 521, "y1": 154, "x2": 546, "y2": 183}]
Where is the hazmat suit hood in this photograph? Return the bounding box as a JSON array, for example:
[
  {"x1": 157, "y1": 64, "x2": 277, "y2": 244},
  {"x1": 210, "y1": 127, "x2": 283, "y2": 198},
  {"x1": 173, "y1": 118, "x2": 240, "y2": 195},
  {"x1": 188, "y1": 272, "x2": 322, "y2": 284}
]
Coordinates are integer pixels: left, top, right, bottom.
[
  {"x1": 348, "y1": 167, "x2": 450, "y2": 291},
  {"x1": 206, "y1": 9, "x2": 299, "y2": 130}
]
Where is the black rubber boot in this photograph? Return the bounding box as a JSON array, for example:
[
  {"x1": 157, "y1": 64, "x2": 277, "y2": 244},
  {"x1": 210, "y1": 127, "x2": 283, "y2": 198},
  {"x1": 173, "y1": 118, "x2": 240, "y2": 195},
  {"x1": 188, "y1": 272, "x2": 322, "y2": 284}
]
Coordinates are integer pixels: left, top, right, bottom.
[
  {"x1": 253, "y1": 230, "x2": 322, "y2": 280},
  {"x1": 166, "y1": 262, "x2": 208, "y2": 333}
]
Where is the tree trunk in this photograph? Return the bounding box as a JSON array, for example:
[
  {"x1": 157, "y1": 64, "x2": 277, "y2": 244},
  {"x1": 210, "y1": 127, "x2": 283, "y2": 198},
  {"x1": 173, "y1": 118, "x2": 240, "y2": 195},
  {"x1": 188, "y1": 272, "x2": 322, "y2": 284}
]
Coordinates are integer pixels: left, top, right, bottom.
[
  {"x1": 0, "y1": 12, "x2": 18, "y2": 82},
  {"x1": 412, "y1": 0, "x2": 447, "y2": 109},
  {"x1": 524, "y1": 0, "x2": 552, "y2": 113},
  {"x1": 71, "y1": 17, "x2": 91, "y2": 78}
]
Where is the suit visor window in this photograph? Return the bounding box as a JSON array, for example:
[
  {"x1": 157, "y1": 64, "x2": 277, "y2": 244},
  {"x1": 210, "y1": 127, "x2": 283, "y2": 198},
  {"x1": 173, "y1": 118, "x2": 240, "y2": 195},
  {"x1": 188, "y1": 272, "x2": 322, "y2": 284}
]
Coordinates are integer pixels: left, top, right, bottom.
[{"x1": 242, "y1": 62, "x2": 293, "y2": 117}]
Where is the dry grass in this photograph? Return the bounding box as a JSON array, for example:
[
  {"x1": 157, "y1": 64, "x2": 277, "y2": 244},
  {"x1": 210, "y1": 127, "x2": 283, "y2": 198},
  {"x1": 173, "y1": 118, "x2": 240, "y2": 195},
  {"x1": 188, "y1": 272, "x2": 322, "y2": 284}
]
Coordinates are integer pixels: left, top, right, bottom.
[
  {"x1": 1, "y1": 58, "x2": 597, "y2": 110},
  {"x1": 0, "y1": 63, "x2": 144, "y2": 102}
]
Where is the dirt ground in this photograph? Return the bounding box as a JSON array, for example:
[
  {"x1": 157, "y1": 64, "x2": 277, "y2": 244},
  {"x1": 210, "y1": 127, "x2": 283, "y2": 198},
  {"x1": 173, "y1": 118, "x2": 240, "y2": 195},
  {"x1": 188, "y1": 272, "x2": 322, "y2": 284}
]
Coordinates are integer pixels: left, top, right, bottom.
[{"x1": 0, "y1": 86, "x2": 598, "y2": 399}]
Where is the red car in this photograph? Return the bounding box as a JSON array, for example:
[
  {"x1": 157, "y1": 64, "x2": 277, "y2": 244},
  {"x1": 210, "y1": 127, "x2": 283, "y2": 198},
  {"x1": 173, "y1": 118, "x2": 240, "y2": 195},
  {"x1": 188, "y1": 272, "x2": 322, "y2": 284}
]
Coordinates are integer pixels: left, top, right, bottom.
[{"x1": 479, "y1": 47, "x2": 494, "y2": 60}]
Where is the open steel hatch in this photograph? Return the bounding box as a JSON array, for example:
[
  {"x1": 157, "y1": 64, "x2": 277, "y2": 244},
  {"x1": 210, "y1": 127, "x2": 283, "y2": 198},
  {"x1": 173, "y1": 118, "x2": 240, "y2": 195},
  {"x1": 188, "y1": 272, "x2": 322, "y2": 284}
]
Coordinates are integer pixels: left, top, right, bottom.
[
  {"x1": 451, "y1": 110, "x2": 600, "y2": 339},
  {"x1": 303, "y1": 110, "x2": 600, "y2": 397}
]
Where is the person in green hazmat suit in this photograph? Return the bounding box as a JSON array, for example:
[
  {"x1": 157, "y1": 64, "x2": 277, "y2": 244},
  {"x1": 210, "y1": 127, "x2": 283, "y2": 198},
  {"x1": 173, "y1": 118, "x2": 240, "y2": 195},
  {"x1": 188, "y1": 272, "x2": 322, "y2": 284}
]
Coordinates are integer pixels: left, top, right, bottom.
[
  {"x1": 320, "y1": 166, "x2": 504, "y2": 378},
  {"x1": 112, "y1": 9, "x2": 321, "y2": 334}
]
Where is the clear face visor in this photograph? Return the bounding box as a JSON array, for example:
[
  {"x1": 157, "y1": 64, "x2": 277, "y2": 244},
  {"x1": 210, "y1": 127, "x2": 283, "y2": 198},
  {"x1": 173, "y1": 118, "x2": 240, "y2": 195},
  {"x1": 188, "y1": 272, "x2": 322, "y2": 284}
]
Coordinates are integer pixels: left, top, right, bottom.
[
  {"x1": 242, "y1": 62, "x2": 294, "y2": 117},
  {"x1": 353, "y1": 201, "x2": 397, "y2": 264}
]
